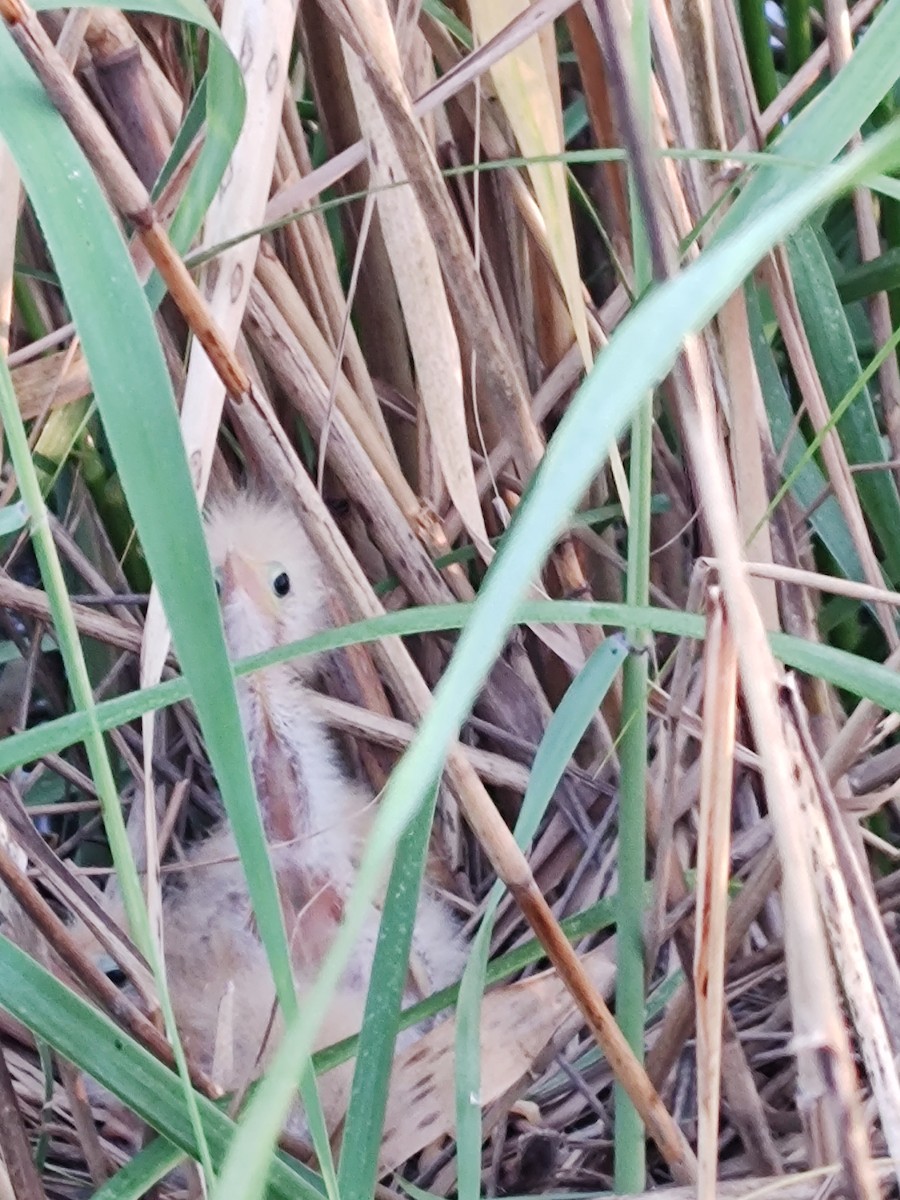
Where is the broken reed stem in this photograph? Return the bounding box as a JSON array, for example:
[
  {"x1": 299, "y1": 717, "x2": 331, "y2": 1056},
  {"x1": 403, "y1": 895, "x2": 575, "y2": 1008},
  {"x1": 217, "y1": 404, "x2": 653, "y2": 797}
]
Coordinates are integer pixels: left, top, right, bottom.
[
  {"x1": 647, "y1": 846, "x2": 780, "y2": 1087},
  {"x1": 0, "y1": 1043, "x2": 46, "y2": 1200},
  {"x1": 779, "y1": 681, "x2": 900, "y2": 1191},
  {"x1": 694, "y1": 587, "x2": 738, "y2": 1200},
  {"x1": 0, "y1": 0, "x2": 251, "y2": 402}
]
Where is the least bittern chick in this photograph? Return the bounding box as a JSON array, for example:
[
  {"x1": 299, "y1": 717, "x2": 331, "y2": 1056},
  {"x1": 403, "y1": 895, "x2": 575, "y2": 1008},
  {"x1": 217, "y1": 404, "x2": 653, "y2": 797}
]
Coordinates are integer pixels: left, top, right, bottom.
[
  {"x1": 69, "y1": 491, "x2": 464, "y2": 1149},
  {"x1": 197, "y1": 490, "x2": 465, "y2": 1052}
]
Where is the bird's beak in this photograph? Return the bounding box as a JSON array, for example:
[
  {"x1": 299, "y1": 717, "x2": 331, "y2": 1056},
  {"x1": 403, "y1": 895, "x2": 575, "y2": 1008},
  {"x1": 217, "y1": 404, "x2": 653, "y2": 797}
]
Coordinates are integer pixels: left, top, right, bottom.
[
  {"x1": 220, "y1": 552, "x2": 274, "y2": 617},
  {"x1": 218, "y1": 553, "x2": 280, "y2": 663}
]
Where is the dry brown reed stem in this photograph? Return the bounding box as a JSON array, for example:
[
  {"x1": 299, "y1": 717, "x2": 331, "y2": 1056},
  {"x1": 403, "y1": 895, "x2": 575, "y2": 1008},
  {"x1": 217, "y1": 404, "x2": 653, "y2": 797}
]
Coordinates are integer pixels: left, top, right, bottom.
[
  {"x1": 822, "y1": 643, "x2": 900, "y2": 787},
  {"x1": 247, "y1": 266, "x2": 589, "y2": 692},
  {"x1": 85, "y1": 15, "x2": 170, "y2": 188},
  {"x1": 676, "y1": 338, "x2": 877, "y2": 1197},
  {"x1": 710, "y1": 559, "x2": 900, "y2": 609},
  {"x1": 0, "y1": 0, "x2": 250, "y2": 403},
  {"x1": 307, "y1": 694, "x2": 531, "y2": 792},
  {"x1": 0, "y1": 786, "x2": 155, "y2": 997},
  {"x1": 252, "y1": 250, "x2": 432, "y2": 540},
  {"x1": 318, "y1": 0, "x2": 547, "y2": 479},
  {"x1": 618, "y1": 1163, "x2": 898, "y2": 1200},
  {"x1": 0, "y1": 573, "x2": 150, "y2": 658},
  {"x1": 81, "y1": 7, "x2": 182, "y2": 137},
  {"x1": 695, "y1": 587, "x2": 738, "y2": 1200},
  {"x1": 780, "y1": 681, "x2": 900, "y2": 1185},
  {"x1": 341, "y1": 12, "x2": 485, "y2": 547},
  {"x1": 647, "y1": 662, "x2": 779, "y2": 1172},
  {"x1": 265, "y1": 0, "x2": 580, "y2": 226},
  {"x1": 0, "y1": 1045, "x2": 46, "y2": 1200},
  {"x1": 0, "y1": 839, "x2": 223, "y2": 1101},
  {"x1": 54, "y1": 1055, "x2": 110, "y2": 1186},
  {"x1": 503, "y1": 884, "x2": 697, "y2": 1182}
]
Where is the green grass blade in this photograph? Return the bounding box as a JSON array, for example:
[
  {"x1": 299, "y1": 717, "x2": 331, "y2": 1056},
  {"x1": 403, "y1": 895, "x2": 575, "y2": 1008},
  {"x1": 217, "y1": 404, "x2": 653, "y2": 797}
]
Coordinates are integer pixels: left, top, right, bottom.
[
  {"x1": 616, "y1": 0, "x2": 654, "y2": 1176},
  {"x1": 337, "y1": 782, "x2": 441, "y2": 1200},
  {"x1": 746, "y1": 282, "x2": 865, "y2": 580},
  {"x1": 6, "y1": 600, "x2": 900, "y2": 778},
  {"x1": 91, "y1": 1138, "x2": 188, "y2": 1200}
]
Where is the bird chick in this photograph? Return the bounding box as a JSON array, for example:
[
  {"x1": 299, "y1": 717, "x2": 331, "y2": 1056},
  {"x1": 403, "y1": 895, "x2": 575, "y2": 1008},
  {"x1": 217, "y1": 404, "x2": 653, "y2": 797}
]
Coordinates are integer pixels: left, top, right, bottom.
[
  {"x1": 60, "y1": 491, "x2": 464, "y2": 1156},
  {"x1": 199, "y1": 482, "x2": 465, "y2": 1046}
]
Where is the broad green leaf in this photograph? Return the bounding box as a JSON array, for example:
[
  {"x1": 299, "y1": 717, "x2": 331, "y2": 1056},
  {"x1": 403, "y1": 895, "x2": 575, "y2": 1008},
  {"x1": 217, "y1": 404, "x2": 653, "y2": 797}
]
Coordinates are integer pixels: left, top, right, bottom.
[{"x1": 786, "y1": 226, "x2": 900, "y2": 583}]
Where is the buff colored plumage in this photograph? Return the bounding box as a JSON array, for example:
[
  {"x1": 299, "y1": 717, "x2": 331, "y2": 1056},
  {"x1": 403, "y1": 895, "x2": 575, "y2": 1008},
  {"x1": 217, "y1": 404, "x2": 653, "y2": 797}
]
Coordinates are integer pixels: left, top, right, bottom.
[{"x1": 149, "y1": 490, "x2": 465, "y2": 1128}]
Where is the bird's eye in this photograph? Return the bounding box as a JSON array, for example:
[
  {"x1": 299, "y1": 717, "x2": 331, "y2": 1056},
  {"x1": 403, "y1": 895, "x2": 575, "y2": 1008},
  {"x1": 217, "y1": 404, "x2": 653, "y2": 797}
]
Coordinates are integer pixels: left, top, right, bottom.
[
  {"x1": 272, "y1": 570, "x2": 291, "y2": 598},
  {"x1": 98, "y1": 955, "x2": 127, "y2": 988},
  {"x1": 213, "y1": 568, "x2": 223, "y2": 598}
]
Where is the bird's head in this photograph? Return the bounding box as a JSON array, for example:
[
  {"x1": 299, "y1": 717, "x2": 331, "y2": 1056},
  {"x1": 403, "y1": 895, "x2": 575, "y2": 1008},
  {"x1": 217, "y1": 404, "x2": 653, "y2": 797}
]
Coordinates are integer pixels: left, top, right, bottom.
[{"x1": 204, "y1": 492, "x2": 326, "y2": 670}]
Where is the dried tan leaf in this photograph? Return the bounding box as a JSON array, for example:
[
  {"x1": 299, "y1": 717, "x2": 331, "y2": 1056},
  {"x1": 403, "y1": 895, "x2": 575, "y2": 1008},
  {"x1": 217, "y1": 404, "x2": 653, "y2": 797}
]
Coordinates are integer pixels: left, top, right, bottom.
[
  {"x1": 781, "y1": 681, "x2": 900, "y2": 1191},
  {"x1": 471, "y1": 0, "x2": 591, "y2": 370},
  {"x1": 342, "y1": 0, "x2": 488, "y2": 547},
  {"x1": 10, "y1": 349, "x2": 90, "y2": 418},
  {"x1": 374, "y1": 945, "x2": 614, "y2": 1171},
  {"x1": 718, "y1": 291, "x2": 779, "y2": 630}
]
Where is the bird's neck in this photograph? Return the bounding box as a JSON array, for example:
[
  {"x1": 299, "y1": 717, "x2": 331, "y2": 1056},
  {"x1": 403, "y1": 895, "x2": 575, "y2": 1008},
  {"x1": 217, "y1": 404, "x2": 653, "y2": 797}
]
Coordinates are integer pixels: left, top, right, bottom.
[{"x1": 238, "y1": 669, "x2": 361, "y2": 889}]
